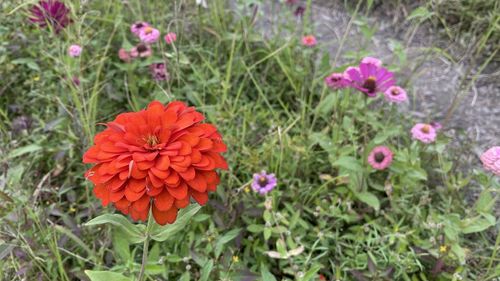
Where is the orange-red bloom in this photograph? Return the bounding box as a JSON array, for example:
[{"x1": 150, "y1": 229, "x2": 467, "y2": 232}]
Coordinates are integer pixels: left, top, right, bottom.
[{"x1": 83, "y1": 101, "x2": 227, "y2": 225}]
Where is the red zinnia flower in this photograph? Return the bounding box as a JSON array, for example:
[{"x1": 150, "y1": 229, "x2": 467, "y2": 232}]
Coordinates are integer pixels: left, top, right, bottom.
[
  {"x1": 29, "y1": 0, "x2": 71, "y2": 34},
  {"x1": 83, "y1": 101, "x2": 228, "y2": 225}
]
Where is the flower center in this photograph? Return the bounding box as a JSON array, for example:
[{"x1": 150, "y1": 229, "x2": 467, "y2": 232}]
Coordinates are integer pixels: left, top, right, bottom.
[
  {"x1": 137, "y1": 44, "x2": 148, "y2": 52},
  {"x1": 421, "y1": 125, "x2": 430, "y2": 134},
  {"x1": 258, "y1": 176, "x2": 268, "y2": 187},
  {"x1": 374, "y1": 152, "x2": 385, "y2": 163},
  {"x1": 144, "y1": 134, "x2": 159, "y2": 147},
  {"x1": 135, "y1": 23, "x2": 144, "y2": 29},
  {"x1": 144, "y1": 27, "x2": 153, "y2": 34},
  {"x1": 362, "y1": 76, "x2": 377, "y2": 94},
  {"x1": 391, "y1": 89, "x2": 400, "y2": 95}
]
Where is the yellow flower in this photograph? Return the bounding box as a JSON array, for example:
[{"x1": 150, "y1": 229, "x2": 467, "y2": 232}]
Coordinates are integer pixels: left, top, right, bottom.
[
  {"x1": 33, "y1": 76, "x2": 40, "y2": 81},
  {"x1": 244, "y1": 186, "x2": 251, "y2": 193},
  {"x1": 439, "y1": 245, "x2": 448, "y2": 253},
  {"x1": 232, "y1": 255, "x2": 239, "y2": 263}
]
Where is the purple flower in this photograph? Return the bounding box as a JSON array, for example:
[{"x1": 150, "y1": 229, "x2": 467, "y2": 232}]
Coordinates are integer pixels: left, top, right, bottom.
[
  {"x1": 149, "y1": 63, "x2": 169, "y2": 81},
  {"x1": 130, "y1": 21, "x2": 150, "y2": 36},
  {"x1": 325, "y1": 72, "x2": 350, "y2": 90},
  {"x1": 346, "y1": 62, "x2": 395, "y2": 97},
  {"x1": 384, "y1": 86, "x2": 407, "y2": 103},
  {"x1": 251, "y1": 171, "x2": 277, "y2": 195},
  {"x1": 29, "y1": 0, "x2": 71, "y2": 34}
]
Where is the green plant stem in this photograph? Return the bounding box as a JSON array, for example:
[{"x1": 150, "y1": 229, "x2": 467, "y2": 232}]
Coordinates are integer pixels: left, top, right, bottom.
[{"x1": 137, "y1": 210, "x2": 154, "y2": 281}]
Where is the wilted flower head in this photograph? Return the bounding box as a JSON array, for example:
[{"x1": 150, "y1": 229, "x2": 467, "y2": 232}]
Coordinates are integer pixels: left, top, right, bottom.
[
  {"x1": 164, "y1": 32, "x2": 177, "y2": 44},
  {"x1": 118, "y1": 48, "x2": 131, "y2": 62},
  {"x1": 68, "y1": 44, "x2": 82, "y2": 57},
  {"x1": 411, "y1": 123, "x2": 437, "y2": 143},
  {"x1": 367, "y1": 146, "x2": 393, "y2": 170},
  {"x1": 384, "y1": 86, "x2": 407, "y2": 103},
  {"x1": 480, "y1": 146, "x2": 500, "y2": 176},
  {"x1": 29, "y1": 0, "x2": 71, "y2": 34},
  {"x1": 346, "y1": 62, "x2": 395, "y2": 97},
  {"x1": 150, "y1": 63, "x2": 169, "y2": 81},
  {"x1": 301, "y1": 35, "x2": 317, "y2": 47},
  {"x1": 139, "y1": 26, "x2": 161, "y2": 44},
  {"x1": 130, "y1": 21, "x2": 150, "y2": 36},
  {"x1": 361, "y1": 57, "x2": 382, "y2": 68},
  {"x1": 251, "y1": 171, "x2": 277, "y2": 194},
  {"x1": 83, "y1": 101, "x2": 228, "y2": 225},
  {"x1": 294, "y1": 6, "x2": 305, "y2": 17},
  {"x1": 430, "y1": 122, "x2": 442, "y2": 131},
  {"x1": 130, "y1": 43, "x2": 152, "y2": 58},
  {"x1": 325, "y1": 72, "x2": 350, "y2": 90}
]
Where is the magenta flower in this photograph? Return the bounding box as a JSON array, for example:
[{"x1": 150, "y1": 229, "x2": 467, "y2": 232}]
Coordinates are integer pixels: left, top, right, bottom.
[
  {"x1": 149, "y1": 63, "x2": 169, "y2": 81},
  {"x1": 251, "y1": 171, "x2": 277, "y2": 195},
  {"x1": 346, "y1": 62, "x2": 395, "y2": 97},
  {"x1": 29, "y1": 0, "x2": 71, "y2": 34},
  {"x1": 139, "y1": 26, "x2": 160, "y2": 44},
  {"x1": 118, "y1": 48, "x2": 131, "y2": 62},
  {"x1": 130, "y1": 43, "x2": 152, "y2": 58},
  {"x1": 367, "y1": 146, "x2": 393, "y2": 170},
  {"x1": 361, "y1": 57, "x2": 382, "y2": 68},
  {"x1": 480, "y1": 147, "x2": 500, "y2": 176},
  {"x1": 325, "y1": 72, "x2": 350, "y2": 90},
  {"x1": 411, "y1": 123, "x2": 437, "y2": 143},
  {"x1": 68, "y1": 44, "x2": 82, "y2": 57},
  {"x1": 384, "y1": 86, "x2": 407, "y2": 103},
  {"x1": 164, "y1": 32, "x2": 177, "y2": 44},
  {"x1": 130, "y1": 21, "x2": 150, "y2": 36},
  {"x1": 302, "y1": 35, "x2": 317, "y2": 47}
]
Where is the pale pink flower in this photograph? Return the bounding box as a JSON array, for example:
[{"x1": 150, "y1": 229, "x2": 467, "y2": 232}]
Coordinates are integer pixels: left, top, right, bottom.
[
  {"x1": 480, "y1": 146, "x2": 500, "y2": 176},
  {"x1": 68, "y1": 44, "x2": 82, "y2": 57},
  {"x1": 164, "y1": 32, "x2": 177, "y2": 44},
  {"x1": 361, "y1": 57, "x2": 382, "y2": 67},
  {"x1": 130, "y1": 43, "x2": 152, "y2": 58},
  {"x1": 411, "y1": 123, "x2": 437, "y2": 143},
  {"x1": 384, "y1": 86, "x2": 408, "y2": 103},
  {"x1": 130, "y1": 21, "x2": 149, "y2": 36},
  {"x1": 139, "y1": 26, "x2": 160, "y2": 43},
  {"x1": 302, "y1": 35, "x2": 317, "y2": 47},
  {"x1": 118, "y1": 48, "x2": 131, "y2": 62},
  {"x1": 367, "y1": 146, "x2": 393, "y2": 170}
]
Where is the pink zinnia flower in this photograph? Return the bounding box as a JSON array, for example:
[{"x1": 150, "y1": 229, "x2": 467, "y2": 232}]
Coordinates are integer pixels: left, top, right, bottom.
[
  {"x1": 384, "y1": 86, "x2": 407, "y2": 103},
  {"x1": 139, "y1": 26, "x2": 160, "y2": 44},
  {"x1": 251, "y1": 171, "x2": 277, "y2": 195},
  {"x1": 325, "y1": 72, "x2": 350, "y2": 89},
  {"x1": 480, "y1": 147, "x2": 500, "y2": 176},
  {"x1": 164, "y1": 32, "x2": 177, "y2": 44},
  {"x1": 130, "y1": 43, "x2": 152, "y2": 58},
  {"x1": 346, "y1": 62, "x2": 395, "y2": 97},
  {"x1": 361, "y1": 57, "x2": 382, "y2": 68},
  {"x1": 130, "y1": 21, "x2": 149, "y2": 36},
  {"x1": 302, "y1": 35, "x2": 317, "y2": 47},
  {"x1": 29, "y1": 0, "x2": 71, "y2": 34},
  {"x1": 411, "y1": 123, "x2": 437, "y2": 143},
  {"x1": 149, "y1": 63, "x2": 169, "y2": 81},
  {"x1": 68, "y1": 44, "x2": 82, "y2": 57},
  {"x1": 118, "y1": 48, "x2": 131, "y2": 62},
  {"x1": 367, "y1": 146, "x2": 393, "y2": 170}
]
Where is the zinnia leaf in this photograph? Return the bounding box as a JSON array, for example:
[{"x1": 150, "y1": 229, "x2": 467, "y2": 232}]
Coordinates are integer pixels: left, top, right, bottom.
[
  {"x1": 150, "y1": 204, "x2": 202, "y2": 242},
  {"x1": 84, "y1": 214, "x2": 145, "y2": 243}
]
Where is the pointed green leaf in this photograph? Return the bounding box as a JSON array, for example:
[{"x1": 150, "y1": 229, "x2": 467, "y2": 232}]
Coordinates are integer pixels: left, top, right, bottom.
[
  {"x1": 150, "y1": 204, "x2": 202, "y2": 242},
  {"x1": 84, "y1": 270, "x2": 132, "y2": 281},
  {"x1": 84, "y1": 214, "x2": 145, "y2": 244}
]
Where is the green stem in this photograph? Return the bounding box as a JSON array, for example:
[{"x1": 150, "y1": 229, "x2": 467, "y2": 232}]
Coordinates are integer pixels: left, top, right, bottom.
[{"x1": 137, "y1": 209, "x2": 153, "y2": 281}]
